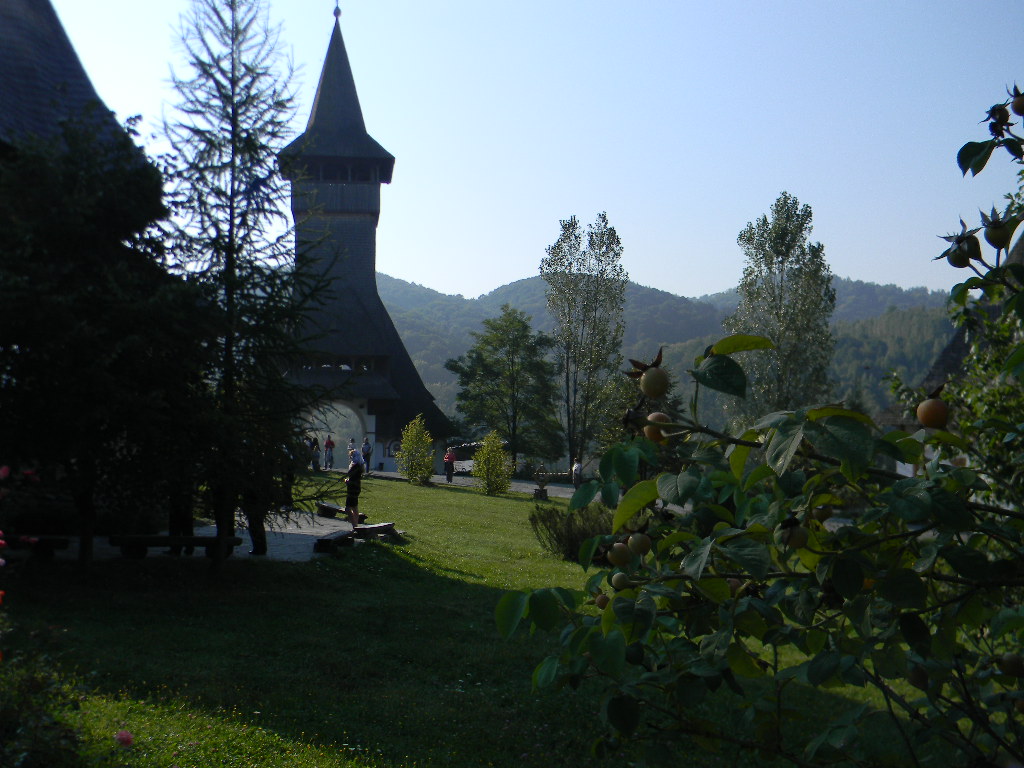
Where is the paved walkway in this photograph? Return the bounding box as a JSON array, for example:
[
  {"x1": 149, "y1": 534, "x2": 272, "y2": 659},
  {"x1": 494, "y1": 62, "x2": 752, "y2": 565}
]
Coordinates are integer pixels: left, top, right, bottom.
[{"x1": 31, "y1": 472, "x2": 577, "y2": 564}]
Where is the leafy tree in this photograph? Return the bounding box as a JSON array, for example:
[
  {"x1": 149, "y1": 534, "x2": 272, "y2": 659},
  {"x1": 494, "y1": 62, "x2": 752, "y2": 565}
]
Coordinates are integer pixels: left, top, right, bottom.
[
  {"x1": 471, "y1": 431, "x2": 513, "y2": 496},
  {"x1": 395, "y1": 414, "x2": 434, "y2": 485},
  {"x1": 723, "y1": 191, "x2": 836, "y2": 421},
  {"x1": 165, "y1": 0, "x2": 325, "y2": 552},
  {"x1": 500, "y1": 93, "x2": 1024, "y2": 766},
  {"x1": 540, "y1": 212, "x2": 627, "y2": 465},
  {"x1": 444, "y1": 305, "x2": 561, "y2": 464},
  {"x1": 0, "y1": 116, "x2": 214, "y2": 561}
]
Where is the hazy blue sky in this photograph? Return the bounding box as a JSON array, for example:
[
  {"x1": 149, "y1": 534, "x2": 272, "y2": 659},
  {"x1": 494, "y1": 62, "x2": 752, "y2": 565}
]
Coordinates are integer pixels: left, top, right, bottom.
[{"x1": 50, "y1": 0, "x2": 1024, "y2": 300}]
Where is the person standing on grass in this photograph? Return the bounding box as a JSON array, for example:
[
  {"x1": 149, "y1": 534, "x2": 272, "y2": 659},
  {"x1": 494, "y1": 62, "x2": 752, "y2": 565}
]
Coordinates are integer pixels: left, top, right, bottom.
[
  {"x1": 572, "y1": 457, "x2": 582, "y2": 489},
  {"x1": 311, "y1": 437, "x2": 321, "y2": 472},
  {"x1": 344, "y1": 449, "x2": 363, "y2": 527},
  {"x1": 443, "y1": 446, "x2": 456, "y2": 483}
]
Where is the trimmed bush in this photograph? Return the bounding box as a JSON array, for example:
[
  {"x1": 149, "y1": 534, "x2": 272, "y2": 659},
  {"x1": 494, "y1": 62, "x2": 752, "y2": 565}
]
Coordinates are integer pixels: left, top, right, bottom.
[
  {"x1": 394, "y1": 414, "x2": 434, "y2": 485},
  {"x1": 471, "y1": 432, "x2": 512, "y2": 496}
]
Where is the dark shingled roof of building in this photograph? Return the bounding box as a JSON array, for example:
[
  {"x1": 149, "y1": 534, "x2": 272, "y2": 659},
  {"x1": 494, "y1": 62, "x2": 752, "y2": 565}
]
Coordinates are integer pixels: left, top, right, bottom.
[
  {"x1": 280, "y1": 17, "x2": 394, "y2": 180},
  {"x1": 0, "y1": 0, "x2": 120, "y2": 147}
]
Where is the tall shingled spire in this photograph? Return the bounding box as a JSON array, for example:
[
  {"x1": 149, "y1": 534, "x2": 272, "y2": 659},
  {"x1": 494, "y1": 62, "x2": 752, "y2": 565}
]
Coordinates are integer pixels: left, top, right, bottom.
[
  {"x1": 280, "y1": 7, "x2": 450, "y2": 452},
  {"x1": 280, "y1": 6, "x2": 393, "y2": 182}
]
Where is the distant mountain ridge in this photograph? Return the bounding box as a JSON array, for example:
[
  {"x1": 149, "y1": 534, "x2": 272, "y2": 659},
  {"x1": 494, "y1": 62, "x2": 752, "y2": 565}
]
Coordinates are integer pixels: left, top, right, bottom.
[{"x1": 378, "y1": 273, "x2": 951, "y2": 417}]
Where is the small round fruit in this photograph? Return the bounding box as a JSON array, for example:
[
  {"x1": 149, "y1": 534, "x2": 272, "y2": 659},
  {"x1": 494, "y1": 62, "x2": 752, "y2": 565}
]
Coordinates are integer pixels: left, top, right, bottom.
[
  {"x1": 1013, "y1": 95, "x2": 1024, "y2": 117},
  {"x1": 998, "y1": 652, "x2": 1024, "y2": 677},
  {"x1": 985, "y1": 221, "x2": 1015, "y2": 251},
  {"x1": 727, "y1": 577, "x2": 743, "y2": 596},
  {"x1": 628, "y1": 533, "x2": 652, "y2": 556},
  {"x1": 594, "y1": 593, "x2": 610, "y2": 610},
  {"x1": 643, "y1": 412, "x2": 671, "y2": 444},
  {"x1": 946, "y1": 246, "x2": 971, "y2": 268},
  {"x1": 607, "y1": 542, "x2": 632, "y2": 568},
  {"x1": 916, "y1": 398, "x2": 949, "y2": 430},
  {"x1": 611, "y1": 572, "x2": 632, "y2": 590},
  {"x1": 640, "y1": 367, "x2": 670, "y2": 399}
]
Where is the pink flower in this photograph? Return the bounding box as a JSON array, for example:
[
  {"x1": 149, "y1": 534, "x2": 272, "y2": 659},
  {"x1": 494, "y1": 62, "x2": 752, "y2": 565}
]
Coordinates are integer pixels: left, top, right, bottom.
[
  {"x1": 114, "y1": 730, "x2": 134, "y2": 747},
  {"x1": 0, "y1": 465, "x2": 9, "y2": 480}
]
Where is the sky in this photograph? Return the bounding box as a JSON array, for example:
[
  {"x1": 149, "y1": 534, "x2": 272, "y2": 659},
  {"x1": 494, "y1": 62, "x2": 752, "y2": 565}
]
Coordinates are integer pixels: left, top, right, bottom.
[{"x1": 49, "y1": 0, "x2": 1024, "y2": 301}]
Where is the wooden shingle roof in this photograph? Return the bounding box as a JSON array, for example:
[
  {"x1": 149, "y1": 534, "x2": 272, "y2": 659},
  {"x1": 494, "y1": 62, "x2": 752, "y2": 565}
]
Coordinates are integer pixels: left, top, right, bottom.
[{"x1": 0, "y1": 0, "x2": 119, "y2": 147}]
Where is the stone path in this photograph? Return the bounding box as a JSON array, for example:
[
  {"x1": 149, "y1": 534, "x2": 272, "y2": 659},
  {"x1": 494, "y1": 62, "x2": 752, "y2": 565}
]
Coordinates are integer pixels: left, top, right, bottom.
[{"x1": 33, "y1": 472, "x2": 578, "y2": 564}]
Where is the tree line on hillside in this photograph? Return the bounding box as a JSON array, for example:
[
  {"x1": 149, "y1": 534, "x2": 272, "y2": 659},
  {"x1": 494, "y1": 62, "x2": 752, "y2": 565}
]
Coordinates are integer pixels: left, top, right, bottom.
[{"x1": 384, "y1": 272, "x2": 954, "y2": 423}]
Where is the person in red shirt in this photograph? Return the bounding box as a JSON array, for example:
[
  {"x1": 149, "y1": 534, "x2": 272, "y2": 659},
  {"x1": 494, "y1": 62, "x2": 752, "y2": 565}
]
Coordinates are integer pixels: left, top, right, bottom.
[{"x1": 324, "y1": 435, "x2": 336, "y2": 470}]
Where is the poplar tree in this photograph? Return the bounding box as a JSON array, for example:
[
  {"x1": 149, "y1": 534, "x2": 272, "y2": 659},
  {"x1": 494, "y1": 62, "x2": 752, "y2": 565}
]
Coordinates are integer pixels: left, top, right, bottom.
[
  {"x1": 540, "y1": 212, "x2": 627, "y2": 464},
  {"x1": 166, "y1": 0, "x2": 320, "y2": 552},
  {"x1": 723, "y1": 191, "x2": 835, "y2": 420},
  {"x1": 444, "y1": 305, "x2": 561, "y2": 464}
]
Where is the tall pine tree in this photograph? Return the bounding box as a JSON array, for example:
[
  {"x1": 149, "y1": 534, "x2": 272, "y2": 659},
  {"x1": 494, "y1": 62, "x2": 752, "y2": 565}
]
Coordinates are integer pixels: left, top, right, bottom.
[{"x1": 166, "y1": 0, "x2": 323, "y2": 553}]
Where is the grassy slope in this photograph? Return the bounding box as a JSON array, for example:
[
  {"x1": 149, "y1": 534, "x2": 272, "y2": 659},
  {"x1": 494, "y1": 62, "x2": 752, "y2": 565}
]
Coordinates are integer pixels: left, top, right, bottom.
[{"x1": 2, "y1": 478, "x2": 911, "y2": 767}]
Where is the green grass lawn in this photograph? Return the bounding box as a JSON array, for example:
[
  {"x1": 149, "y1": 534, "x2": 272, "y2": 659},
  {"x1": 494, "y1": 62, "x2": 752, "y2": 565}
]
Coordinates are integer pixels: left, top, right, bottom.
[{"x1": 1, "y1": 476, "x2": 915, "y2": 767}]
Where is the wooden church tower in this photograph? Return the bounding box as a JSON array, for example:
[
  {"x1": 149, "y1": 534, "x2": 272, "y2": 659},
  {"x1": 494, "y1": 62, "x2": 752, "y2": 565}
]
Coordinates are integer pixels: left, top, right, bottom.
[{"x1": 280, "y1": 7, "x2": 449, "y2": 467}]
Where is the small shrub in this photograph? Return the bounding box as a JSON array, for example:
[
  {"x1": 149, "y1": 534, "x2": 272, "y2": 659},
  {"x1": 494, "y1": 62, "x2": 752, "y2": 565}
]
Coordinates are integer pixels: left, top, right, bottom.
[
  {"x1": 529, "y1": 503, "x2": 613, "y2": 562},
  {"x1": 0, "y1": 653, "x2": 85, "y2": 768},
  {"x1": 471, "y1": 432, "x2": 512, "y2": 496},
  {"x1": 394, "y1": 414, "x2": 434, "y2": 485}
]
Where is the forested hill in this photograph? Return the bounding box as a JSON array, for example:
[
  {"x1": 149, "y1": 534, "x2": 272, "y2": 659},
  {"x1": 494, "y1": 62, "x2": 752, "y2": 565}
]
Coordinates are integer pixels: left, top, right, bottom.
[{"x1": 378, "y1": 272, "x2": 953, "y2": 418}]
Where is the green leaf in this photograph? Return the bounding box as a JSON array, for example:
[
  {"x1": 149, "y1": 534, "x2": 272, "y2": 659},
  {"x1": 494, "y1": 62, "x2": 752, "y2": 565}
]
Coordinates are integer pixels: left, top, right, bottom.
[
  {"x1": 528, "y1": 588, "x2": 565, "y2": 631},
  {"x1": 613, "y1": 479, "x2": 659, "y2": 532},
  {"x1": 568, "y1": 480, "x2": 599, "y2": 511},
  {"x1": 710, "y1": 333, "x2": 775, "y2": 355},
  {"x1": 605, "y1": 694, "x2": 640, "y2": 735},
  {"x1": 613, "y1": 446, "x2": 640, "y2": 487},
  {"x1": 765, "y1": 421, "x2": 805, "y2": 475},
  {"x1": 691, "y1": 353, "x2": 747, "y2": 398},
  {"x1": 806, "y1": 406, "x2": 875, "y2": 426},
  {"x1": 727, "y1": 643, "x2": 765, "y2": 678},
  {"x1": 804, "y1": 416, "x2": 874, "y2": 480},
  {"x1": 683, "y1": 537, "x2": 714, "y2": 580},
  {"x1": 806, "y1": 650, "x2": 841, "y2": 686},
  {"x1": 831, "y1": 558, "x2": 864, "y2": 600},
  {"x1": 695, "y1": 577, "x2": 731, "y2": 604},
  {"x1": 588, "y1": 630, "x2": 626, "y2": 678},
  {"x1": 957, "y1": 139, "x2": 996, "y2": 176},
  {"x1": 728, "y1": 430, "x2": 758, "y2": 480},
  {"x1": 600, "y1": 480, "x2": 621, "y2": 509},
  {"x1": 743, "y1": 463, "x2": 776, "y2": 491},
  {"x1": 495, "y1": 590, "x2": 530, "y2": 638},
  {"x1": 656, "y1": 469, "x2": 701, "y2": 506},
  {"x1": 879, "y1": 568, "x2": 927, "y2": 609},
  {"x1": 718, "y1": 536, "x2": 771, "y2": 579},
  {"x1": 578, "y1": 536, "x2": 603, "y2": 572},
  {"x1": 1005, "y1": 344, "x2": 1024, "y2": 377},
  {"x1": 532, "y1": 655, "x2": 560, "y2": 690},
  {"x1": 899, "y1": 612, "x2": 931, "y2": 655}
]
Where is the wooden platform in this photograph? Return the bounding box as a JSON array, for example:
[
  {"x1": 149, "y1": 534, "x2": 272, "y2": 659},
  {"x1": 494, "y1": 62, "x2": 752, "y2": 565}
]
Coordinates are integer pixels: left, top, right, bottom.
[{"x1": 107, "y1": 535, "x2": 243, "y2": 559}]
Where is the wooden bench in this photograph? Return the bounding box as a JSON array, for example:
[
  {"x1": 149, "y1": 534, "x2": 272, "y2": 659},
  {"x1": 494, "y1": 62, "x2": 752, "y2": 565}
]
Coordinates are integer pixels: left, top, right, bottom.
[
  {"x1": 5, "y1": 535, "x2": 71, "y2": 560},
  {"x1": 354, "y1": 522, "x2": 397, "y2": 540},
  {"x1": 313, "y1": 528, "x2": 356, "y2": 554},
  {"x1": 316, "y1": 502, "x2": 367, "y2": 523},
  {"x1": 107, "y1": 535, "x2": 242, "y2": 559}
]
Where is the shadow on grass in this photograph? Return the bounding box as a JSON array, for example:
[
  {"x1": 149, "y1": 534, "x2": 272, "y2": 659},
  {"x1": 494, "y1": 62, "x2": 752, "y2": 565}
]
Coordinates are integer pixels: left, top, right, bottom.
[
  {"x1": 1, "y1": 544, "x2": 926, "y2": 768},
  {"x1": 2, "y1": 546, "x2": 617, "y2": 768}
]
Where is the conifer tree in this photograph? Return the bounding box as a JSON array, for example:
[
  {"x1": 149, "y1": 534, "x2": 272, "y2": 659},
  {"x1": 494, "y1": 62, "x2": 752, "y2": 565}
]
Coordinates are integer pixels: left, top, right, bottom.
[{"x1": 166, "y1": 0, "x2": 322, "y2": 551}]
